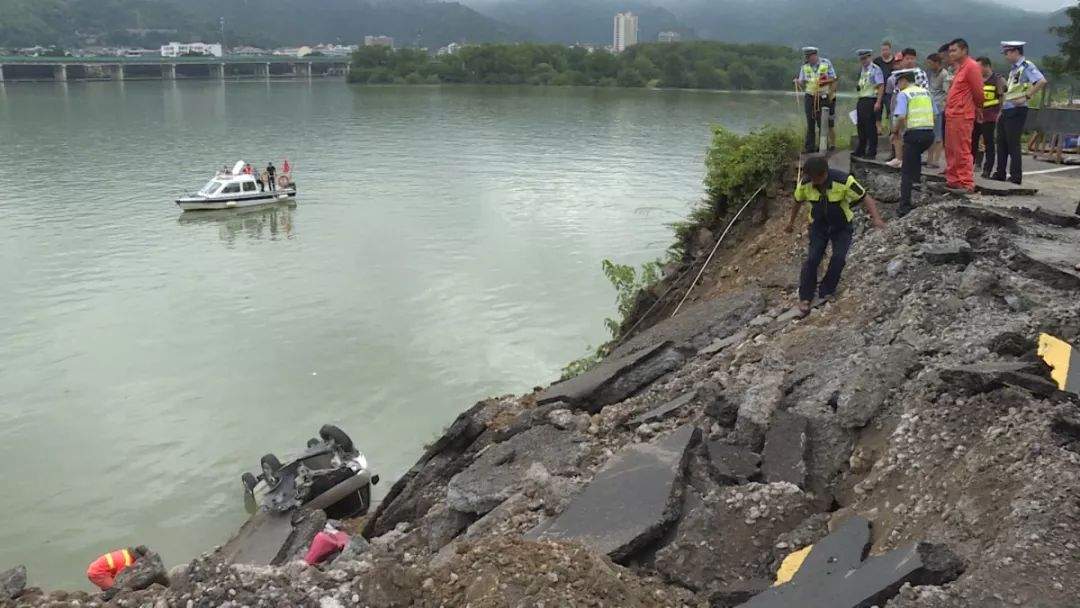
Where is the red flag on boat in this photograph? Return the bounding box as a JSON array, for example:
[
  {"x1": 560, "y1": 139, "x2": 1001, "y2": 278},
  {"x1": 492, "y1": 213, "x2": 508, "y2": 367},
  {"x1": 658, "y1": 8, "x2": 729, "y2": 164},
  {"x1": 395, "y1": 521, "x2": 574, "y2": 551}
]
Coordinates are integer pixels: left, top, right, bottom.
[{"x1": 282, "y1": 159, "x2": 291, "y2": 174}]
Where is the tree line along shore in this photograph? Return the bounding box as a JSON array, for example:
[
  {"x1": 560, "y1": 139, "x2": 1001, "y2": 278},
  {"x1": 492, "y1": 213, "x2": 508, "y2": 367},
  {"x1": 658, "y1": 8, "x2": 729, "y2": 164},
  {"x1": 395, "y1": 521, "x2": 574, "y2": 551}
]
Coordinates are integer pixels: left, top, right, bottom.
[{"x1": 346, "y1": 40, "x2": 1075, "y2": 92}]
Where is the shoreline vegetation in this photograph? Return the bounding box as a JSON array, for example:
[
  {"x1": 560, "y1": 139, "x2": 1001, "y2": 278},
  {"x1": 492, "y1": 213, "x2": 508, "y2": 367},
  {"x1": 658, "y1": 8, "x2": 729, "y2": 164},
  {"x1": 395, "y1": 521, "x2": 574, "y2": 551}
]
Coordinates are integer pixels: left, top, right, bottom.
[
  {"x1": 561, "y1": 125, "x2": 799, "y2": 379},
  {"x1": 348, "y1": 41, "x2": 861, "y2": 90}
]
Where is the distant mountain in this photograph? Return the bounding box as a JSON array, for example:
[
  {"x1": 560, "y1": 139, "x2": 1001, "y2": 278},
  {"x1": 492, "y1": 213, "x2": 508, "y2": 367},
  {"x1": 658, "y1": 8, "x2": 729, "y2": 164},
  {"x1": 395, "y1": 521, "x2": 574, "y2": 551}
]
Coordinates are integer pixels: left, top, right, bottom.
[
  {"x1": 665, "y1": 0, "x2": 1067, "y2": 58},
  {"x1": 0, "y1": 0, "x2": 527, "y2": 49},
  {"x1": 466, "y1": 0, "x2": 693, "y2": 44},
  {"x1": 465, "y1": 0, "x2": 1067, "y2": 56}
]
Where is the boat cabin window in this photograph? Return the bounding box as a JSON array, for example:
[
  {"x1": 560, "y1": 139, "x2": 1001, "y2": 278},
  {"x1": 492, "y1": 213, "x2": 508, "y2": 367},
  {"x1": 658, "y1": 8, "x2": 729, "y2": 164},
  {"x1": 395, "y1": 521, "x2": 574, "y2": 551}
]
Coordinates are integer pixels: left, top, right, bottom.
[
  {"x1": 200, "y1": 181, "x2": 224, "y2": 196},
  {"x1": 242, "y1": 181, "x2": 256, "y2": 192},
  {"x1": 222, "y1": 183, "x2": 241, "y2": 194}
]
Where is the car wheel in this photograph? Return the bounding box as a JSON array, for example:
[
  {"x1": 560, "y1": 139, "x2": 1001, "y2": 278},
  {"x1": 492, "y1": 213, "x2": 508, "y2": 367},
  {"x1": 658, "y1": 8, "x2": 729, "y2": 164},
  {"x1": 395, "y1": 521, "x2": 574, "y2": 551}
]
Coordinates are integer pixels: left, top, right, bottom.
[
  {"x1": 319, "y1": 424, "x2": 354, "y2": 453},
  {"x1": 307, "y1": 437, "x2": 321, "y2": 448},
  {"x1": 241, "y1": 472, "x2": 258, "y2": 495},
  {"x1": 260, "y1": 454, "x2": 283, "y2": 486}
]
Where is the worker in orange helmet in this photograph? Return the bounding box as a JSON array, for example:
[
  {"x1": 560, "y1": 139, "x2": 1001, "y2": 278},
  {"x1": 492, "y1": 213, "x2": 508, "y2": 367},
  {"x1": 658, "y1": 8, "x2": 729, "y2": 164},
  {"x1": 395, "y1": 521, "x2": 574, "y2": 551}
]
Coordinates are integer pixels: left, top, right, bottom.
[{"x1": 86, "y1": 546, "x2": 149, "y2": 591}]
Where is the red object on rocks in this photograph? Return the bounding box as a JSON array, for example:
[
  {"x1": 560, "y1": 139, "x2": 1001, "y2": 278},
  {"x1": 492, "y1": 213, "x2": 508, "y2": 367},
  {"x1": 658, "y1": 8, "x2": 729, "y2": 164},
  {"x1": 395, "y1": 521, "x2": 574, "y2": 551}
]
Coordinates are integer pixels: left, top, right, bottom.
[{"x1": 304, "y1": 531, "x2": 349, "y2": 565}]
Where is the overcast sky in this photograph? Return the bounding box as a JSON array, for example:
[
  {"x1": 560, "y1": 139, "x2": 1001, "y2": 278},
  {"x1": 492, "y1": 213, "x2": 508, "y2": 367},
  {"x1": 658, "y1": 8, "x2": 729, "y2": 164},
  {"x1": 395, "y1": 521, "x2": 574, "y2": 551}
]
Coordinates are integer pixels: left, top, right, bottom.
[{"x1": 1004, "y1": 0, "x2": 1075, "y2": 10}]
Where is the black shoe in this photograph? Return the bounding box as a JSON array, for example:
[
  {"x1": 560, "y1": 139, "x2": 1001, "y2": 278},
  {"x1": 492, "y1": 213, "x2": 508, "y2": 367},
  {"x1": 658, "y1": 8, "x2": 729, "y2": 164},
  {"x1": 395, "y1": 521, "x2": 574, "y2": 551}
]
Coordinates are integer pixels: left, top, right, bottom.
[
  {"x1": 897, "y1": 205, "x2": 912, "y2": 218},
  {"x1": 980, "y1": 169, "x2": 992, "y2": 179},
  {"x1": 1009, "y1": 177, "x2": 1022, "y2": 185},
  {"x1": 990, "y1": 173, "x2": 1007, "y2": 182}
]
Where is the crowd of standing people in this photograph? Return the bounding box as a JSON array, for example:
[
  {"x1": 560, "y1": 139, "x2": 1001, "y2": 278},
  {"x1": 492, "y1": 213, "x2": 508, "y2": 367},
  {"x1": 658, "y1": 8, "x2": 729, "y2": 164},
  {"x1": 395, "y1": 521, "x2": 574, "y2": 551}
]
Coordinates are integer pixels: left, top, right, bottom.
[
  {"x1": 788, "y1": 38, "x2": 1048, "y2": 318},
  {"x1": 798, "y1": 39, "x2": 1048, "y2": 216}
]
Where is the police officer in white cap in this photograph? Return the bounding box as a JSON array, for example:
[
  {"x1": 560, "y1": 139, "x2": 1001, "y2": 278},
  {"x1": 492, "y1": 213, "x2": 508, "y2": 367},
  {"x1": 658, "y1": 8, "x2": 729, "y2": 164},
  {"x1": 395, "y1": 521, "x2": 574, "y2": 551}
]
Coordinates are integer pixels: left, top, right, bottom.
[
  {"x1": 854, "y1": 49, "x2": 884, "y2": 159},
  {"x1": 794, "y1": 46, "x2": 837, "y2": 153},
  {"x1": 993, "y1": 41, "x2": 1048, "y2": 184}
]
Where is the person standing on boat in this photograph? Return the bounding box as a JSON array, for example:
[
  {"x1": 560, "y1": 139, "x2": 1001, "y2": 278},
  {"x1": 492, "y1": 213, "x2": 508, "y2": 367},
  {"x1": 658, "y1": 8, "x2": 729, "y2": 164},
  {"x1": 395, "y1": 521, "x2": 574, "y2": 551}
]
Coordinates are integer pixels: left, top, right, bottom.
[
  {"x1": 266, "y1": 162, "x2": 277, "y2": 191},
  {"x1": 258, "y1": 169, "x2": 268, "y2": 192}
]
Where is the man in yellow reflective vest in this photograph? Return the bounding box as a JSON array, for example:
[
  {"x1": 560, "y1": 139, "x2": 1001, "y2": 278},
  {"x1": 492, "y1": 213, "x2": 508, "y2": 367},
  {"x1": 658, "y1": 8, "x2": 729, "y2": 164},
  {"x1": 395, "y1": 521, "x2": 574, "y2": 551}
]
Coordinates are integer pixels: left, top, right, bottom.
[
  {"x1": 892, "y1": 69, "x2": 936, "y2": 217},
  {"x1": 786, "y1": 156, "x2": 885, "y2": 317},
  {"x1": 854, "y1": 49, "x2": 885, "y2": 159},
  {"x1": 795, "y1": 47, "x2": 837, "y2": 154},
  {"x1": 993, "y1": 41, "x2": 1048, "y2": 185},
  {"x1": 973, "y1": 56, "x2": 1005, "y2": 179}
]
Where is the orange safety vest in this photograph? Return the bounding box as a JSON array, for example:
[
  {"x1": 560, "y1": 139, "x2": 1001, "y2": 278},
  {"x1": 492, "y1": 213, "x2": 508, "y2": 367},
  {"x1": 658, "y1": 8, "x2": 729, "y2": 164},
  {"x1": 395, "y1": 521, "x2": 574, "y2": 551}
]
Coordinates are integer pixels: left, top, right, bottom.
[{"x1": 96, "y1": 549, "x2": 134, "y2": 575}]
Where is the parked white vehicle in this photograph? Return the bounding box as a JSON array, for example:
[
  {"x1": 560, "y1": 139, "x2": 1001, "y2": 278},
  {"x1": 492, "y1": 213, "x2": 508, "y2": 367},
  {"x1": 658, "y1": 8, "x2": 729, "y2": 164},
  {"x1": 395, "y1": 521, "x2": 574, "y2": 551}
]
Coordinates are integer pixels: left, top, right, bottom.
[{"x1": 177, "y1": 160, "x2": 296, "y2": 211}]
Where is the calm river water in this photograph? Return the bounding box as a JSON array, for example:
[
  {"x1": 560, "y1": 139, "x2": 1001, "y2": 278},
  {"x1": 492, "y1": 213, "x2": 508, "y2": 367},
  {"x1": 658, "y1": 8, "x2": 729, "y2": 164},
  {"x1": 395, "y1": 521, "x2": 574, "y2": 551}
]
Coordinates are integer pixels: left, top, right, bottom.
[{"x1": 0, "y1": 81, "x2": 800, "y2": 587}]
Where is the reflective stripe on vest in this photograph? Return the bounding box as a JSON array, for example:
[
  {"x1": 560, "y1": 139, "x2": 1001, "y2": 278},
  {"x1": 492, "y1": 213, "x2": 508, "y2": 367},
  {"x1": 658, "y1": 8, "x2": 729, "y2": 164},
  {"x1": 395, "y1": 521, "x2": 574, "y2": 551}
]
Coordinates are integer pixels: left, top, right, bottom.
[
  {"x1": 857, "y1": 67, "x2": 877, "y2": 97},
  {"x1": 802, "y1": 62, "x2": 831, "y2": 95},
  {"x1": 1005, "y1": 61, "x2": 1032, "y2": 101},
  {"x1": 104, "y1": 550, "x2": 132, "y2": 573},
  {"x1": 901, "y1": 86, "x2": 934, "y2": 129},
  {"x1": 793, "y1": 171, "x2": 866, "y2": 224},
  {"x1": 983, "y1": 81, "x2": 1001, "y2": 108}
]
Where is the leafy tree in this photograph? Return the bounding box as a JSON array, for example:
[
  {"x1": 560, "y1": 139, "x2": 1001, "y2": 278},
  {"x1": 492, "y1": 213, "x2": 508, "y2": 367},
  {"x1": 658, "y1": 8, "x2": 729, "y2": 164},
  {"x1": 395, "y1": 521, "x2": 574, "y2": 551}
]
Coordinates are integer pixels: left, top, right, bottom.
[{"x1": 1051, "y1": 2, "x2": 1080, "y2": 75}]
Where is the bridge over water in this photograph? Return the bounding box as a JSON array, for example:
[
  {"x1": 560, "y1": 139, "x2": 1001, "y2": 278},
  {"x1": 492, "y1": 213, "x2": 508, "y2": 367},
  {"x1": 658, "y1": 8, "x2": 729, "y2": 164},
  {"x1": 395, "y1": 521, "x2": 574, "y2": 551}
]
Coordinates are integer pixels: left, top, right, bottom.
[{"x1": 0, "y1": 55, "x2": 351, "y2": 82}]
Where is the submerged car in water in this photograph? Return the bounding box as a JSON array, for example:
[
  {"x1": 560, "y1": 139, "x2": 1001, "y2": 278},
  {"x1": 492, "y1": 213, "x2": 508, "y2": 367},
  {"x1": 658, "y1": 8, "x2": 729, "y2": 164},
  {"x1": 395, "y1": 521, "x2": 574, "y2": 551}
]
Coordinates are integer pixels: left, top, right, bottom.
[{"x1": 241, "y1": 424, "x2": 378, "y2": 519}]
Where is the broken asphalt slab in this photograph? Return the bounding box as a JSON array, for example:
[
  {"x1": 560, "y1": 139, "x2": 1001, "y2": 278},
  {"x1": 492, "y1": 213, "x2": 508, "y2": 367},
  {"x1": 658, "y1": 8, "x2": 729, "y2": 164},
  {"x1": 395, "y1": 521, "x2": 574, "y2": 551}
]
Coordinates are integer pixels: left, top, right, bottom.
[
  {"x1": 706, "y1": 441, "x2": 760, "y2": 484},
  {"x1": 536, "y1": 341, "x2": 686, "y2": 413},
  {"x1": 761, "y1": 411, "x2": 808, "y2": 489},
  {"x1": 940, "y1": 361, "x2": 1060, "y2": 396},
  {"x1": 738, "y1": 539, "x2": 964, "y2": 608},
  {"x1": 628, "y1": 391, "x2": 698, "y2": 426},
  {"x1": 789, "y1": 516, "x2": 870, "y2": 585},
  {"x1": 610, "y1": 289, "x2": 766, "y2": 359},
  {"x1": 219, "y1": 508, "x2": 326, "y2": 566},
  {"x1": 526, "y1": 425, "x2": 700, "y2": 562}
]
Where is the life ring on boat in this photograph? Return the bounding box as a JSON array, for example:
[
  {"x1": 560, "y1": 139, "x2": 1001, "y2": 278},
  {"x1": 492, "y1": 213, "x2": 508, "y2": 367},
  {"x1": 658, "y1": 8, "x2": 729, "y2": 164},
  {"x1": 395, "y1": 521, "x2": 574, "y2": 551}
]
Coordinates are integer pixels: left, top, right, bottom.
[{"x1": 277, "y1": 175, "x2": 291, "y2": 189}]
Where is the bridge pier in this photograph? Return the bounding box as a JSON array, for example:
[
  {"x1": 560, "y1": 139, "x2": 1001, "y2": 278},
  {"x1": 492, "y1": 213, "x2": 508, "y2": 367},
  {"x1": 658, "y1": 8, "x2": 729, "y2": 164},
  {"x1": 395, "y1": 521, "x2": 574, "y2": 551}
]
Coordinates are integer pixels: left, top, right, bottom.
[
  {"x1": 254, "y1": 63, "x2": 270, "y2": 79},
  {"x1": 0, "y1": 64, "x2": 4, "y2": 83},
  {"x1": 111, "y1": 64, "x2": 125, "y2": 81},
  {"x1": 53, "y1": 64, "x2": 67, "y2": 81},
  {"x1": 209, "y1": 63, "x2": 224, "y2": 80},
  {"x1": 162, "y1": 64, "x2": 176, "y2": 80},
  {"x1": 293, "y1": 62, "x2": 312, "y2": 78}
]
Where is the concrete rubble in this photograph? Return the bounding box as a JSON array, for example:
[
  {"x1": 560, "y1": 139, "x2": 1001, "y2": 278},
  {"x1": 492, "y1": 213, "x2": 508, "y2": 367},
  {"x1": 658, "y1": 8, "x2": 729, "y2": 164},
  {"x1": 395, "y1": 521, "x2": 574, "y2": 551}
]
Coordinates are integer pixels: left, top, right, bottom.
[{"x1": 6, "y1": 160, "x2": 1080, "y2": 608}]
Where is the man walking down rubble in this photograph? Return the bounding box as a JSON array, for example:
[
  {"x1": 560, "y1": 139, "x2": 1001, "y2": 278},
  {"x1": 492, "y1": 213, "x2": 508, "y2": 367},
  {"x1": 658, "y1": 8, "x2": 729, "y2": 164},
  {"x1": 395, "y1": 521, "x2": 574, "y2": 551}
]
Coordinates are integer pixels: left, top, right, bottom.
[{"x1": 786, "y1": 156, "x2": 885, "y2": 317}]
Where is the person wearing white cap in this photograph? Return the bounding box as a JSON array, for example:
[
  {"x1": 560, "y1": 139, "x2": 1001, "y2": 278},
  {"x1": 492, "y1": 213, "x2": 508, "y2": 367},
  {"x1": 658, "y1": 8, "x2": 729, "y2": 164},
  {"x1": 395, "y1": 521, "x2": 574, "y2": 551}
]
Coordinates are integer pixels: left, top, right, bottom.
[
  {"x1": 854, "y1": 49, "x2": 885, "y2": 159},
  {"x1": 794, "y1": 46, "x2": 837, "y2": 153},
  {"x1": 891, "y1": 69, "x2": 936, "y2": 217},
  {"x1": 993, "y1": 41, "x2": 1048, "y2": 185}
]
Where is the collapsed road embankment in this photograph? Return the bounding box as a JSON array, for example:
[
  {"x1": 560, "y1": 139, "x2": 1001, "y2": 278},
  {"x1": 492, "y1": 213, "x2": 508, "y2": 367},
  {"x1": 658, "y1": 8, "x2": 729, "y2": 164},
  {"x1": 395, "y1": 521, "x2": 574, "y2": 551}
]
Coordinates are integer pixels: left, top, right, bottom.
[{"x1": 4, "y1": 156, "x2": 1080, "y2": 608}]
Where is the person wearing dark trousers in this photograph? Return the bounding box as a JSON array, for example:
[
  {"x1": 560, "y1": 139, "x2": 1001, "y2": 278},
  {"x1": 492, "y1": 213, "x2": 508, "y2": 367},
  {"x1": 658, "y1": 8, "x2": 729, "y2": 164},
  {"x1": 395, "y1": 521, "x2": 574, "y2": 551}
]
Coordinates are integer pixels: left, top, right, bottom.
[
  {"x1": 796, "y1": 47, "x2": 837, "y2": 153},
  {"x1": 993, "y1": 41, "x2": 1048, "y2": 185},
  {"x1": 854, "y1": 49, "x2": 885, "y2": 159},
  {"x1": 266, "y1": 162, "x2": 277, "y2": 191},
  {"x1": 972, "y1": 56, "x2": 1004, "y2": 178},
  {"x1": 786, "y1": 156, "x2": 885, "y2": 318},
  {"x1": 892, "y1": 69, "x2": 936, "y2": 217},
  {"x1": 874, "y1": 41, "x2": 897, "y2": 133}
]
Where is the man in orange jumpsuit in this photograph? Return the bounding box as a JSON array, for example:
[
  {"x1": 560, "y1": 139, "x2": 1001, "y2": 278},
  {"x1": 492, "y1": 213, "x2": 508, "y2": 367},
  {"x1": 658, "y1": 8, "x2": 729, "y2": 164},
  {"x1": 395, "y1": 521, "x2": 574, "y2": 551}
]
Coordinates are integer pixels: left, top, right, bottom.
[
  {"x1": 944, "y1": 38, "x2": 986, "y2": 192},
  {"x1": 86, "y1": 546, "x2": 148, "y2": 591}
]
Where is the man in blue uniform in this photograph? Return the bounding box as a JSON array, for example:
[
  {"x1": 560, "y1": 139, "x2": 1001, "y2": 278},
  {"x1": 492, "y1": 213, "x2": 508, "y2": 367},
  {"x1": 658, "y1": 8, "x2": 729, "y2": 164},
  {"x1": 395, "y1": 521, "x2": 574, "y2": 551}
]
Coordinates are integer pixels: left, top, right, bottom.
[
  {"x1": 795, "y1": 47, "x2": 837, "y2": 153},
  {"x1": 993, "y1": 41, "x2": 1048, "y2": 185},
  {"x1": 786, "y1": 156, "x2": 885, "y2": 317},
  {"x1": 854, "y1": 49, "x2": 884, "y2": 159},
  {"x1": 892, "y1": 69, "x2": 936, "y2": 217}
]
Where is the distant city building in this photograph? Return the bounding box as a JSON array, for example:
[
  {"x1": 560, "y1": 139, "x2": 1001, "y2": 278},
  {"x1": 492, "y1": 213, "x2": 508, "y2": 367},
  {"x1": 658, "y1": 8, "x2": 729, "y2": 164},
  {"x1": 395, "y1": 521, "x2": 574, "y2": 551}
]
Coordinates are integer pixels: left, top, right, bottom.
[
  {"x1": 364, "y1": 36, "x2": 395, "y2": 49},
  {"x1": 613, "y1": 12, "x2": 639, "y2": 53},
  {"x1": 233, "y1": 45, "x2": 270, "y2": 56},
  {"x1": 658, "y1": 31, "x2": 681, "y2": 43},
  {"x1": 160, "y1": 42, "x2": 223, "y2": 58},
  {"x1": 312, "y1": 44, "x2": 358, "y2": 57},
  {"x1": 437, "y1": 42, "x2": 463, "y2": 56}
]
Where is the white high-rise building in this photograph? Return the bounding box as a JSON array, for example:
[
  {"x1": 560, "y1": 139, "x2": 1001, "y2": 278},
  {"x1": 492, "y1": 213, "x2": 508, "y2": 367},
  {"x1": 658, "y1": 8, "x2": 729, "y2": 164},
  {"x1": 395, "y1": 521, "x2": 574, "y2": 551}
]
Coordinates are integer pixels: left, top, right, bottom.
[{"x1": 613, "y1": 12, "x2": 639, "y2": 53}]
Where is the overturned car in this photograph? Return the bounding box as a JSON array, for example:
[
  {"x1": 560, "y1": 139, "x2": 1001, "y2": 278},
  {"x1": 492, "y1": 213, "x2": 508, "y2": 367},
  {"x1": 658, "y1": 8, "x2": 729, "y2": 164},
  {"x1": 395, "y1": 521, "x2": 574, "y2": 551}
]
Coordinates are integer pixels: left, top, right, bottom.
[{"x1": 241, "y1": 424, "x2": 379, "y2": 519}]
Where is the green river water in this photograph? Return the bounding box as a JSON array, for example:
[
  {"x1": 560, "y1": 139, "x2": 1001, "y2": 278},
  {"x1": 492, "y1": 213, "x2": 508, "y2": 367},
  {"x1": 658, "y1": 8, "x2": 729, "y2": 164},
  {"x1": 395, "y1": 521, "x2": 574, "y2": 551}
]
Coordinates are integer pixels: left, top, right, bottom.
[{"x1": 0, "y1": 81, "x2": 803, "y2": 588}]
